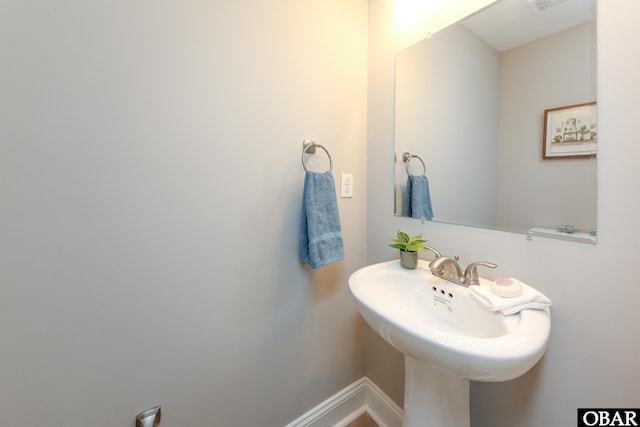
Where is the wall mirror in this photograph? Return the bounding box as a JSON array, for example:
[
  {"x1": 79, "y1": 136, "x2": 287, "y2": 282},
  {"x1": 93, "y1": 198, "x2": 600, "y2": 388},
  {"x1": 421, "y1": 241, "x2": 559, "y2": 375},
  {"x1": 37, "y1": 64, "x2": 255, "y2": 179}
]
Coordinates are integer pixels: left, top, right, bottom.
[{"x1": 394, "y1": 0, "x2": 597, "y2": 244}]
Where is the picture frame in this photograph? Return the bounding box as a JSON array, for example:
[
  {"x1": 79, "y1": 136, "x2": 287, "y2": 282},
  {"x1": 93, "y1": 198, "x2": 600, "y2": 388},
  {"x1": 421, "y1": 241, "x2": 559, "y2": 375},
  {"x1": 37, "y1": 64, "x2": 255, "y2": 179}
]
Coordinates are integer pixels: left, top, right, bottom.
[{"x1": 542, "y1": 102, "x2": 597, "y2": 159}]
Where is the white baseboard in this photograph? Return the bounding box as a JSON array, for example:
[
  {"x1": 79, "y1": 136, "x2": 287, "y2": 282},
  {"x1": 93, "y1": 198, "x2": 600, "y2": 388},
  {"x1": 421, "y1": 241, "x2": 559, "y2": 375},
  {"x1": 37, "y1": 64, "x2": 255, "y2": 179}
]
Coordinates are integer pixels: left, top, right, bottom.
[{"x1": 284, "y1": 377, "x2": 403, "y2": 427}]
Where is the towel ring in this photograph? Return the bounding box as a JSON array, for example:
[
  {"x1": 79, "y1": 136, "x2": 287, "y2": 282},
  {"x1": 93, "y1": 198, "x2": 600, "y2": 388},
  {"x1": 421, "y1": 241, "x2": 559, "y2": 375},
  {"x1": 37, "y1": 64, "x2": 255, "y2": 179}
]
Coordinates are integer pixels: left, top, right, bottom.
[
  {"x1": 302, "y1": 141, "x2": 333, "y2": 173},
  {"x1": 402, "y1": 152, "x2": 426, "y2": 176}
]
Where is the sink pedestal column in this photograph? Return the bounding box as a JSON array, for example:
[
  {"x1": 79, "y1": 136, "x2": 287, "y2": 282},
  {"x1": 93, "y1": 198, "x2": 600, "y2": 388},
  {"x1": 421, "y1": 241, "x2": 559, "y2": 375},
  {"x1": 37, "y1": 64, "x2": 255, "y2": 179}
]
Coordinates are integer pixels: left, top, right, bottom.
[{"x1": 404, "y1": 356, "x2": 470, "y2": 427}]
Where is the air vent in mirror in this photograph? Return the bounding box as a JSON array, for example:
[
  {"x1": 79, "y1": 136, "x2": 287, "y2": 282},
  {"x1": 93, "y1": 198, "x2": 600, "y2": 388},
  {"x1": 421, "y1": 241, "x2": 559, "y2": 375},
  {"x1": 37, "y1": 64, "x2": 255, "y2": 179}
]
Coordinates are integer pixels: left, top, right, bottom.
[{"x1": 526, "y1": 0, "x2": 576, "y2": 16}]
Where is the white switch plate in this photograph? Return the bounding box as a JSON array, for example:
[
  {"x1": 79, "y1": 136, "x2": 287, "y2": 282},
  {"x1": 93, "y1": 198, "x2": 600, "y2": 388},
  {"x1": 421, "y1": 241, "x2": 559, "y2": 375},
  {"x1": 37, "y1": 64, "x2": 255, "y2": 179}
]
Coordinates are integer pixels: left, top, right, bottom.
[{"x1": 341, "y1": 173, "x2": 353, "y2": 198}]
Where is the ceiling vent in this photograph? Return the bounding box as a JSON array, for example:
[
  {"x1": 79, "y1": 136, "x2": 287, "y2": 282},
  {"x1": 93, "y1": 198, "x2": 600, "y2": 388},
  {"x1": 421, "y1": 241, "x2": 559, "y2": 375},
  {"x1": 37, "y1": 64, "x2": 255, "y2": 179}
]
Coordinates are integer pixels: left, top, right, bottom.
[{"x1": 526, "y1": 0, "x2": 576, "y2": 16}]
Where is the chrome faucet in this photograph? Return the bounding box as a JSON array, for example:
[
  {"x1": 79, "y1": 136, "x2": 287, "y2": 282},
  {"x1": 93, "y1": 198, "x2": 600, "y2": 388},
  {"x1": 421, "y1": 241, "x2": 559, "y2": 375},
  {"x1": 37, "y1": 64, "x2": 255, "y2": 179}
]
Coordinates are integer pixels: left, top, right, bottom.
[
  {"x1": 429, "y1": 255, "x2": 465, "y2": 285},
  {"x1": 423, "y1": 245, "x2": 442, "y2": 259},
  {"x1": 463, "y1": 261, "x2": 498, "y2": 286},
  {"x1": 428, "y1": 255, "x2": 497, "y2": 287}
]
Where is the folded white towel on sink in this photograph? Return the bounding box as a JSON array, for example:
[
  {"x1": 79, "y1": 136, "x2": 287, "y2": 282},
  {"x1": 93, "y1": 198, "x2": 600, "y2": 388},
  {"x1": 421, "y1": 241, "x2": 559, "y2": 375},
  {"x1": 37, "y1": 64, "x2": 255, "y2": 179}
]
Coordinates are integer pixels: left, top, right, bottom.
[{"x1": 469, "y1": 282, "x2": 551, "y2": 315}]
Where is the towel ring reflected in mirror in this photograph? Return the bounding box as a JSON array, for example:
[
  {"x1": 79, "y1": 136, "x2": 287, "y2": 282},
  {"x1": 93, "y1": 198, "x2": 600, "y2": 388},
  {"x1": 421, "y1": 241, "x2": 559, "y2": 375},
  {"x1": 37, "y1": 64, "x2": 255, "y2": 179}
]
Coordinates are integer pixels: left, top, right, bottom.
[
  {"x1": 403, "y1": 152, "x2": 426, "y2": 176},
  {"x1": 302, "y1": 141, "x2": 333, "y2": 173}
]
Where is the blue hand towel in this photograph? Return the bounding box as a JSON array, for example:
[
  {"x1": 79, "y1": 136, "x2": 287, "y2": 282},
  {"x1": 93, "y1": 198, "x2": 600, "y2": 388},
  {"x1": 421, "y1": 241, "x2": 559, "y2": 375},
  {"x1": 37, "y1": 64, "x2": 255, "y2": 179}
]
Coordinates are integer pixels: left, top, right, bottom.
[
  {"x1": 402, "y1": 175, "x2": 433, "y2": 220},
  {"x1": 299, "y1": 171, "x2": 344, "y2": 269}
]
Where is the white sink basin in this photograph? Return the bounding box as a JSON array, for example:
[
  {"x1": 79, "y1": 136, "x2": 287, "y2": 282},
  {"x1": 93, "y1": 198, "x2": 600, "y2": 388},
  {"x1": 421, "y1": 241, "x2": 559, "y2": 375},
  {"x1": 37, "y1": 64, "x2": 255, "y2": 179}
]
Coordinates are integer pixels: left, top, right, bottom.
[{"x1": 348, "y1": 260, "x2": 551, "y2": 426}]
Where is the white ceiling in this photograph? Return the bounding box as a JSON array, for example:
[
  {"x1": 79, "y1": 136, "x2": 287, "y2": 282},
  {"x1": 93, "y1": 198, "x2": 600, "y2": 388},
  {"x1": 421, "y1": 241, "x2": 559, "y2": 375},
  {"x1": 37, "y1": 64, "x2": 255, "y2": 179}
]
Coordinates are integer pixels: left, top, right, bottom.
[{"x1": 462, "y1": 0, "x2": 596, "y2": 52}]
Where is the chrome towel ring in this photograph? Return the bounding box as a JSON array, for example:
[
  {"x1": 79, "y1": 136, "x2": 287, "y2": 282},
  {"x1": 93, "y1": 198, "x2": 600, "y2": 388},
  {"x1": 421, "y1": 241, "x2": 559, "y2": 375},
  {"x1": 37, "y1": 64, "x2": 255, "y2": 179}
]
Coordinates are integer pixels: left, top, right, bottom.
[
  {"x1": 302, "y1": 140, "x2": 333, "y2": 173},
  {"x1": 402, "y1": 152, "x2": 426, "y2": 176}
]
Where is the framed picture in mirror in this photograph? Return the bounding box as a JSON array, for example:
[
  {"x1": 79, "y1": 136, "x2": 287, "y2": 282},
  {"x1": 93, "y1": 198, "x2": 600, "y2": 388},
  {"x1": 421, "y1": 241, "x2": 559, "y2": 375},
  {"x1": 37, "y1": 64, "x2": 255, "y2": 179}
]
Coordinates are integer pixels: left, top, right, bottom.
[{"x1": 543, "y1": 102, "x2": 597, "y2": 159}]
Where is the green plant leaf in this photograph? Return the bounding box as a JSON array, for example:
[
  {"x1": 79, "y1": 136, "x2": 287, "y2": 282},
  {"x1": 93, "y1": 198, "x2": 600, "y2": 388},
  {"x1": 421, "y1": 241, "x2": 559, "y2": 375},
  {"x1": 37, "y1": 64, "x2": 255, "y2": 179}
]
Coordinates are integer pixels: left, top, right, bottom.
[
  {"x1": 396, "y1": 230, "x2": 410, "y2": 244},
  {"x1": 389, "y1": 230, "x2": 428, "y2": 252},
  {"x1": 406, "y1": 242, "x2": 424, "y2": 251}
]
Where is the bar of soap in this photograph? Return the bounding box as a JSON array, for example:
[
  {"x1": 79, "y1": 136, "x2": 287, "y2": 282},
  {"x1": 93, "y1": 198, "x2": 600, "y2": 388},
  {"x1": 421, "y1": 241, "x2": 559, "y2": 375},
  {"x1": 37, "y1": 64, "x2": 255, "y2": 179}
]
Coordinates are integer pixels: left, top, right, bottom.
[{"x1": 490, "y1": 278, "x2": 524, "y2": 298}]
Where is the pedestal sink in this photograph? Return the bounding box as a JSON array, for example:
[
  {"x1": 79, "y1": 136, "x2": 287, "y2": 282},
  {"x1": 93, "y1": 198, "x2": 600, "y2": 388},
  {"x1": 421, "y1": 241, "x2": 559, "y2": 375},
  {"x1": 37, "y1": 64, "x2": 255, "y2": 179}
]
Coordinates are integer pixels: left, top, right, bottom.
[{"x1": 348, "y1": 260, "x2": 551, "y2": 427}]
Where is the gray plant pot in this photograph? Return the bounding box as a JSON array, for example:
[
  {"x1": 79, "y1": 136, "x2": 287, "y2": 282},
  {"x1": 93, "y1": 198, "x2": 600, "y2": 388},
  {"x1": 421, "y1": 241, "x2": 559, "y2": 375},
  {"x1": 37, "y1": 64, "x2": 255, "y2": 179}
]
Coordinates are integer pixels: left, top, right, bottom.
[{"x1": 399, "y1": 250, "x2": 418, "y2": 269}]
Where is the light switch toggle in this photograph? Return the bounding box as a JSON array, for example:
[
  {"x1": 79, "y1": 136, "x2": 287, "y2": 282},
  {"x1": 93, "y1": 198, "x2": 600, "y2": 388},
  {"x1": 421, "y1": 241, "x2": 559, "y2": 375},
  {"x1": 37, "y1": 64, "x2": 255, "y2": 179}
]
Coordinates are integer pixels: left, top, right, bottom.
[{"x1": 136, "y1": 405, "x2": 161, "y2": 427}]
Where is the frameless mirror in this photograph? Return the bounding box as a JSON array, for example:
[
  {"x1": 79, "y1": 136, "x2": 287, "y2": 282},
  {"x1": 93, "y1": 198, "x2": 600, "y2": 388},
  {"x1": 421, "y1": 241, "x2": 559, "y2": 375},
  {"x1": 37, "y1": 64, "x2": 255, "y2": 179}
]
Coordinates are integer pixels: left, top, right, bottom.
[{"x1": 394, "y1": 0, "x2": 597, "y2": 244}]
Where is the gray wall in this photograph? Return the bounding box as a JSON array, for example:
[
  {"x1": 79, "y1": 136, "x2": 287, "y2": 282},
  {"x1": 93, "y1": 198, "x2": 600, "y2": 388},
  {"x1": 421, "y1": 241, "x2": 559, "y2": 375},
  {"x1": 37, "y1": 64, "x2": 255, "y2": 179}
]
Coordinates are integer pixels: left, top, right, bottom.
[
  {"x1": 367, "y1": 1, "x2": 640, "y2": 426},
  {"x1": 395, "y1": 24, "x2": 499, "y2": 226},
  {"x1": 497, "y1": 22, "x2": 597, "y2": 232},
  {"x1": 0, "y1": 1, "x2": 367, "y2": 426}
]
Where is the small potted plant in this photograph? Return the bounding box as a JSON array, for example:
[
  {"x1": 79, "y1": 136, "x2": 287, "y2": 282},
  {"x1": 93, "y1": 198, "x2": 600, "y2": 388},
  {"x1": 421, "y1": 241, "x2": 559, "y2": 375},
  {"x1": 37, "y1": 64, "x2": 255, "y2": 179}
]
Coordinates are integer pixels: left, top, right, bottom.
[
  {"x1": 578, "y1": 125, "x2": 590, "y2": 140},
  {"x1": 389, "y1": 230, "x2": 427, "y2": 269}
]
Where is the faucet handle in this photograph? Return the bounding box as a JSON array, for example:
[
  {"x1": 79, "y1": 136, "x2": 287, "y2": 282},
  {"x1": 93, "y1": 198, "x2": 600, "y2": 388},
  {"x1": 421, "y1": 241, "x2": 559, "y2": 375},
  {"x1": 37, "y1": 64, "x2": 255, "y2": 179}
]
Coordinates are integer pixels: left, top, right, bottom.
[{"x1": 463, "y1": 261, "x2": 497, "y2": 286}]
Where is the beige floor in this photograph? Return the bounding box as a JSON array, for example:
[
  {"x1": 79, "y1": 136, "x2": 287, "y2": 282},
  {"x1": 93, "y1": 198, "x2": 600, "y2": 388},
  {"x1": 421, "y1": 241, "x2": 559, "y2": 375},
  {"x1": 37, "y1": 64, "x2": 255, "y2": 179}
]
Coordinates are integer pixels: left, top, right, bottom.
[{"x1": 345, "y1": 412, "x2": 379, "y2": 427}]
